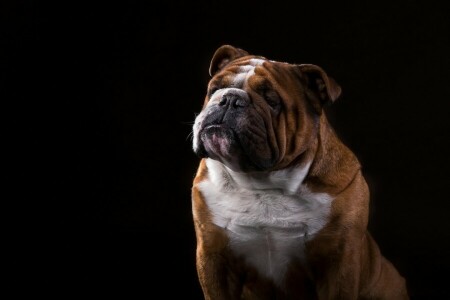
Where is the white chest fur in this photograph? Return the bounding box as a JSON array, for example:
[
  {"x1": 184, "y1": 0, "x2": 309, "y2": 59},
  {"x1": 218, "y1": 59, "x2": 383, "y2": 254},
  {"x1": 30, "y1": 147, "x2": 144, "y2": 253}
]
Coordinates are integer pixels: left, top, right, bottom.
[{"x1": 198, "y1": 159, "x2": 333, "y2": 286}]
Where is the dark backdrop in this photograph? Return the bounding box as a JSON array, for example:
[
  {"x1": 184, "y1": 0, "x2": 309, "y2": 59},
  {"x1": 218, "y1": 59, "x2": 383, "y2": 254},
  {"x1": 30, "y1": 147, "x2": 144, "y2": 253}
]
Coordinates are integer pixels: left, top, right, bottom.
[{"x1": 5, "y1": 1, "x2": 450, "y2": 298}]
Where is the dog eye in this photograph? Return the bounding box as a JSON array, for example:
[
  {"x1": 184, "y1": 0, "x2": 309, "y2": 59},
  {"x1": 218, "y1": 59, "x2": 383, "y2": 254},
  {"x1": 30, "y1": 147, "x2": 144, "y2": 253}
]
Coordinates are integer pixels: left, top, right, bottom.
[
  {"x1": 265, "y1": 96, "x2": 280, "y2": 108},
  {"x1": 256, "y1": 84, "x2": 280, "y2": 108},
  {"x1": 262, "y1": 89, "x2": 281, "y2": 108}
]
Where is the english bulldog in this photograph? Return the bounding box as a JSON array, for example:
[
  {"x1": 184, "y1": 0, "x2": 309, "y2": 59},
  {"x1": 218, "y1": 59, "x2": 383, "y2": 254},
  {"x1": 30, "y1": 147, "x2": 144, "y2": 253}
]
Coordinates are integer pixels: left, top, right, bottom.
[{"x1": 191, "y1": 45, "x2": 408, "y2": 299}]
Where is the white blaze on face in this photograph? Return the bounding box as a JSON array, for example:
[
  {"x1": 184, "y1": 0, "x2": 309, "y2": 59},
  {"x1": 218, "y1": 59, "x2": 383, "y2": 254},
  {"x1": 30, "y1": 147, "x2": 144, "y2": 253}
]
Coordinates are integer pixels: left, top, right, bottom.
[{"x1": 232, "y1": 58, "x2": 265, "y2": 87}]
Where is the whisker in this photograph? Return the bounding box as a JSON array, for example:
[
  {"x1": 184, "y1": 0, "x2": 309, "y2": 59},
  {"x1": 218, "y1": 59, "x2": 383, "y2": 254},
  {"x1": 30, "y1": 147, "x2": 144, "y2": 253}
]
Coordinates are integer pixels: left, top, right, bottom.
[
  {"x1": 180, "y1": 120, "x2": 196, "y2": 126},
  {"x1": 186, "y1": 131, "x2": 194, "y2": 141}
]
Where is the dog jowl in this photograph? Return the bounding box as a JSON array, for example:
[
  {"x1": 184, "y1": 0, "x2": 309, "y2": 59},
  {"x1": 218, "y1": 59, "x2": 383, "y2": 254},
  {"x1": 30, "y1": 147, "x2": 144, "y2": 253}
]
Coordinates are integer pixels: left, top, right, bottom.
[{"x1": 191, "y1": 45, "x2": 408, "y2": 300}]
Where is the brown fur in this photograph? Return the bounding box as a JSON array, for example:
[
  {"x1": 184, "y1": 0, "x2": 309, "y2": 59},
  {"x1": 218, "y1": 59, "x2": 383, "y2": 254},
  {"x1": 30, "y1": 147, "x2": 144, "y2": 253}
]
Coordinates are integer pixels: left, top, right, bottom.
[{"x1": 192, "y1": 45, "x2": 408, "y2": 299}]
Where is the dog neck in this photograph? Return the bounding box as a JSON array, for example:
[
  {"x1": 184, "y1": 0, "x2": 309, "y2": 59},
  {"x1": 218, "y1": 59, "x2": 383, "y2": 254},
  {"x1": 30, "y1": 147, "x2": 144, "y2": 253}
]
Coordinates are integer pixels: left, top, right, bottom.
[
  {"x1": 305, "y1": 114, "x2": 362, "y2": 195},
  {"x1": 206, "y1": 158, "x2": 313, "y2": 196}
]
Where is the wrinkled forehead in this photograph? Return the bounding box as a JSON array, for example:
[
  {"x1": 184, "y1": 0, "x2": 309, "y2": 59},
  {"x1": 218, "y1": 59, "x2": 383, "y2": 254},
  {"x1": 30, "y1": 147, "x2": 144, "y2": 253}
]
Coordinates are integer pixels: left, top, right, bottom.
[
  {"x1": 229, "y1": 57, "x2": 266, "y2": 87},
  {"x1": 210, "y1": 56, "x2": 296, "y2": 91},
  {"x1": 211, "y1": 57, "x2": 275, "y2": 89}
]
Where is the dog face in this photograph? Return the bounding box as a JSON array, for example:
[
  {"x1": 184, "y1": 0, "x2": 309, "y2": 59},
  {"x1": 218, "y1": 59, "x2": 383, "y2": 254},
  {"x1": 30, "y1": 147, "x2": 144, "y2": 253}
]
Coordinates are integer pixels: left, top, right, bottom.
[{"x1": 192, "y1": 45, "x2": 341, "y2": 172}]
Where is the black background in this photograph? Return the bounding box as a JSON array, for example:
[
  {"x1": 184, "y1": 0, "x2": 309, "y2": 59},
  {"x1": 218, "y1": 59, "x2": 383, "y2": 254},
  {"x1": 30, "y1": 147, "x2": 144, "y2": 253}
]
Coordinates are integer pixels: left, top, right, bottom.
[{"x1": 5, "y1": 0, "x2": 450, "y2": 298}]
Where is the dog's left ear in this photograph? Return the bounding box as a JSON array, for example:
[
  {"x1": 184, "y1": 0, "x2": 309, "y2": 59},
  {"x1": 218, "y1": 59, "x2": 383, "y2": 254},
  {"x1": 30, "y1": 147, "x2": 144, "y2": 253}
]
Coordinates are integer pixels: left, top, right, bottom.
[
  {"x1": 209, "y1": 45, "x2": 249, "y2": 77},
  {"x1": 298, "y1": 64, "x2": 342, "y2": 112}
]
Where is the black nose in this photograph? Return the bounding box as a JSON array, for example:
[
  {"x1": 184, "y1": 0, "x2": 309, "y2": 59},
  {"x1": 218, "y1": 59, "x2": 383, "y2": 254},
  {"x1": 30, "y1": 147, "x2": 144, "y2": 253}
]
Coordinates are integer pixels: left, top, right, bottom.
[{"x1": 219, "y1": 93, "x2": 249, "y2": 108}]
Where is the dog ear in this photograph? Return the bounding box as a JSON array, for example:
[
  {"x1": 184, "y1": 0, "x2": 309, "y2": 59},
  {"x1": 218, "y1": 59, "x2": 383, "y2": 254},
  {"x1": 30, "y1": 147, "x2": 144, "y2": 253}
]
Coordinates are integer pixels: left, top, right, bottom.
[
  {"x1": 209, "y1": 45, "x2": 249, "y2": 77},
  {"x1": 298, "y1": 64, "x2": 342, "y2": 111}
]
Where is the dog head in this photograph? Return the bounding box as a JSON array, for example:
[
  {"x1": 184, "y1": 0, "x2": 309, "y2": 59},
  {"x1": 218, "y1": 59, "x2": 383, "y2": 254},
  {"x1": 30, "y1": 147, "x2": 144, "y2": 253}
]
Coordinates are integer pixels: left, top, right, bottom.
[{"x1": 192, "y1": 45, "x2": 341, "y2": 172}]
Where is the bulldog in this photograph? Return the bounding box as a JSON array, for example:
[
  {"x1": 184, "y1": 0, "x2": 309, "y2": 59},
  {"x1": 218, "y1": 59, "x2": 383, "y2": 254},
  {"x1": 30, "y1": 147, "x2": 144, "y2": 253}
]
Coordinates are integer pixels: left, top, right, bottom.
[{"x1": 191, "y1": 45, "x2": 408, "y2": 299}]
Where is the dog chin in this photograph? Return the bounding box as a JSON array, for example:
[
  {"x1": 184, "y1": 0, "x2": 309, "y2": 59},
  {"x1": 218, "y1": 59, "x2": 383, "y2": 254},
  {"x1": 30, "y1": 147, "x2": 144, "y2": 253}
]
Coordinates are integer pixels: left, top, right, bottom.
[
  {"x1": 198, "y1": 125, "x2": 274, "y2": 172},
  {"x1": 200, "y1": 126, "x2": 235, "y2": 158}
]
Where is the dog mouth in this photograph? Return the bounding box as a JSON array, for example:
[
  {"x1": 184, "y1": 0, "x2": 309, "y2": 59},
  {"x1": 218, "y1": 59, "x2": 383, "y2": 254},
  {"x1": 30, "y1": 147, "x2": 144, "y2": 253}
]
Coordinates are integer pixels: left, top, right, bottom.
[
  {"x1": 195, "y1": 108, "x2": 277, "y2": 172},
  {"x1": 200, "y1": 124, "x2": 237, "y2": 158}
]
